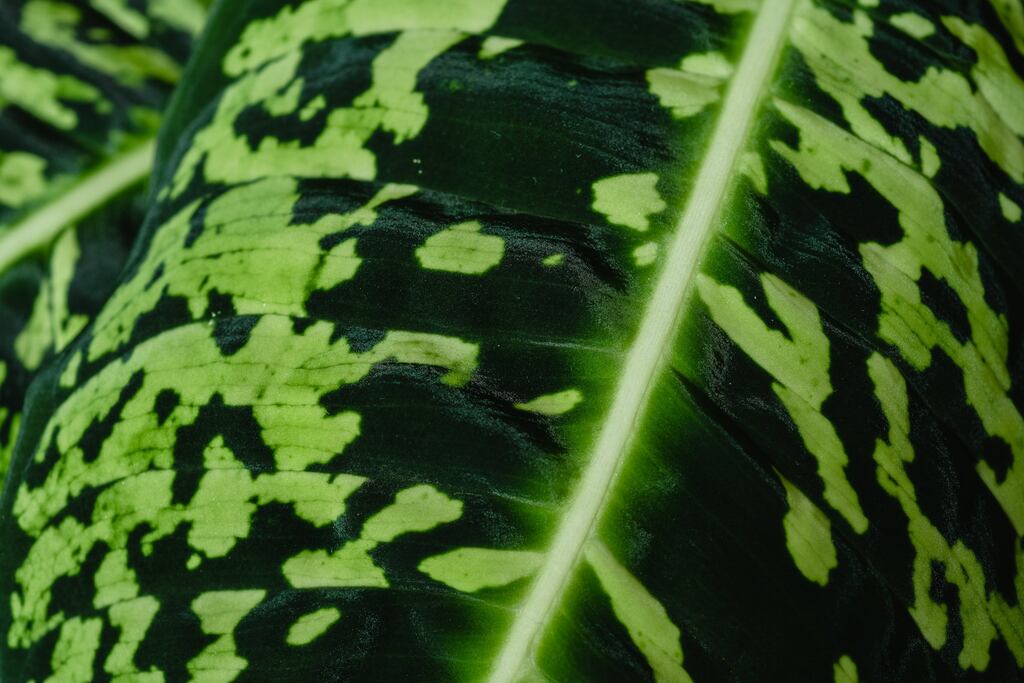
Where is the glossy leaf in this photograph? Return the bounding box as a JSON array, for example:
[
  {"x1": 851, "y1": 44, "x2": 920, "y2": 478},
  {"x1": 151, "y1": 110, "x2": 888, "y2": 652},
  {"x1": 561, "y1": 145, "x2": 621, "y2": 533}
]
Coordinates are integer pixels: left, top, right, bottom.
[{"x1": 2, "y1": 0, "x2": 1023, "y2": 681}]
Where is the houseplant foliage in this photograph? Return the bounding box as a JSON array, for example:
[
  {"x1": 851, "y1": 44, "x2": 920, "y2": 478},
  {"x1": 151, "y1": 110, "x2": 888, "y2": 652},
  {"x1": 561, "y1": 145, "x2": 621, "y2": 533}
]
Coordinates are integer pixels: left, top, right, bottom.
[
  {"x1": 0, "y1": 0, "x2": 209, "y2": 481},
  {"x1": 1, "y1": 0, "x2": 1023, "y2": 680}
]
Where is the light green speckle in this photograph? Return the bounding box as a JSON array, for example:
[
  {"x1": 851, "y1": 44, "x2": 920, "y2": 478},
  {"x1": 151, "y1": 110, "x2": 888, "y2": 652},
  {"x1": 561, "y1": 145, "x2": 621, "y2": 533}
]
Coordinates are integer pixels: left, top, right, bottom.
[
  {"x1": 90, "y1": 178, "x2": 417, "y2": 360},
  {"x1": 889, "y1": 13, "x2": 935, "y2": 39},
  {"x1": 834, "y1": 655, "x2": 858, "y2": 683},
  {"x1": 740, "y1": 151, "x2": 768, "y2": 194},
  {"x1": 790, "y1": 4, "x2": 1024, "y2": 181},
  {"x1": 150, "y1": 0, "x2": 207, "y2": 35},
  {"x1": 697, "y1": 272, "x2": 868, "y2": 534},
  {"x1": 22, "y1": 0, "x2": 180, "y2": 85},
  {"x1": 774, "y1": 97, "x2": 1024, "y2": 535},
  {"x1": 687, "y1": 0, "x2": 757, "y2": 14},
  {"x1": 868, "y1": 353, "x2": 1024, "y2": 669},
  {"x1": 59, "y1": 351, "x2": 81, "y2": 389},
  {"x1": 542, "y1": 252, "x2": 564, "y2": 267},
  {"x1": 418, "y1": 548, "x2": 543, "y2": 593},
  {"x1": 299, "y1": 94, "x2": 326, "y2": 121},
  {"x1": 416, "y1": 221, "x2": 505, "y2": 274},
  {"x1": 172, "y1": 26, "x2": 462, "y2": 196},
  {"x1": 286, "y1": 607, "x2": 341, "y2": 646},
  {"x1": 647, "y1": 67, "x2": 722, "y2": 119},
  {"x1": 14, "y1": 228, "x2": 88, "y2": 371},
  {"x1": 515, "y1": 389, "x2": 583, "y2": 416},
  {"x1": 0, "y1": 151, "x2": 48, "y2": 208},
  {"x1": 224, "y1": 0, "x2": 509, "y2": 76},
  {"x1": 188, "y1": 590, "x2": 265, "y2": 683},
  {"x1": 284, "y1": 484, "x2": 462, "y2": 589},
  {"x1": 999, "y1": 193, "x2": 1021, "y2": 222},
  {"x1": 104, "y1": 597, "x2": 160, "y2": 679},
  {"x1": 680, "y1": 52, "x2": 733, "y2": 79},
  {"x1": 48, "y1": 617, "x2": 102, "y2": 683},
  {"x1": 586, "y1": 541, "x2": 693, "y2": 683},
  {"x1": 919, "y1": 136, "x2": 940, "y2": 178},
  {"x1": 91, "y1": 0, "x2": 150, "y2": 38},
  {"x1": 633, "y1": 242, "x2": 659, "y2": 267},
  {"x1": 592, "y1": 173, "x2": 666, "y2": 232},
  {"x1": 990, "y1": 0, "x2": 1024, "y2": 54},
  {"x1": 943, "y1": 18, "x2": 1024, "y2": 144},
  {"x1": 779, "y1": 473, "x2": 837, "y2": 586},
  {"x1": 0, "y1": 45, "x2": 104, "y2": 130},
  {"x1": 479, "y1": 36, "x2": 523, "y2": 59}
]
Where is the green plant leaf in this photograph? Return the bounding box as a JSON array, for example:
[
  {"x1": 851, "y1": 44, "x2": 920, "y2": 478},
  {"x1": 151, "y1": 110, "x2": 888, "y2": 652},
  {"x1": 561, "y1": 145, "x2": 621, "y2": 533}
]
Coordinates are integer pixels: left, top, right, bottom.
[
  {"x1": 0, "y1": 0, "x2": 210, "y2": 480},
  {"x1": 2, "y1": 0, "x2": 1024, "y2": 681}
]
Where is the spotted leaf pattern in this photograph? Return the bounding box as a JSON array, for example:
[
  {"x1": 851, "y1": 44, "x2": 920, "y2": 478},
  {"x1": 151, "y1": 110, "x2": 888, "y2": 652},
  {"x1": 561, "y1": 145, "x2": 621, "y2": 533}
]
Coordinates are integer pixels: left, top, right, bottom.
[{"x1": 2, "y1": 1, "x2": 1023, "y2": 682}]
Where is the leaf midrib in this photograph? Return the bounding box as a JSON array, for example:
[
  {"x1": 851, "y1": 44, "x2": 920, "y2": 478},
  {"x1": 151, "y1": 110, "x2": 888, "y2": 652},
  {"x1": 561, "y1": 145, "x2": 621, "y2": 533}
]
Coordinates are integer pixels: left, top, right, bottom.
[
  {"x1": 486, "y1": 1, "x2": 799, "y2": 680},
  {"x1": 0, "y1": 141, "x2": 154, "y2": 275}
]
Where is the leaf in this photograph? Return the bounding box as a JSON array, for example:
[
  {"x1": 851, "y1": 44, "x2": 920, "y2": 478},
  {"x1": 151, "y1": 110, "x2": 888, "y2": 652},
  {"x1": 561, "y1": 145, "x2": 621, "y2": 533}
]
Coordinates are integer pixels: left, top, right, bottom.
[
  {"x1": 2, "y1": 0, "x2": 1024, "y2": 681},
  {"x1": 0, "y1": 0, "x2": 210, "y2": 480}
]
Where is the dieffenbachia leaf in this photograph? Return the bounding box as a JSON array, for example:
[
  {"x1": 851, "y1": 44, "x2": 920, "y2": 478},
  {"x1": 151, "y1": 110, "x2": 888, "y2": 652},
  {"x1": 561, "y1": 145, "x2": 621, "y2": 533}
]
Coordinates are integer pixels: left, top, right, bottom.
[
  {"x1": 0, "y1": 0, "x2": 211, "y2": 480},
  {"x1": 3, "y1": 0, "x2": 1024, "y2": 681}
]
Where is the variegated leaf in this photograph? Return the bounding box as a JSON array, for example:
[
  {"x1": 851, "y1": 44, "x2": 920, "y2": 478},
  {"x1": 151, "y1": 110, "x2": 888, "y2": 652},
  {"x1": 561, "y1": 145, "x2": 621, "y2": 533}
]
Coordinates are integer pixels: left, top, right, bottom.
[{"x1": 2, "y1": 0, "x2": 1023, "y2": 681}]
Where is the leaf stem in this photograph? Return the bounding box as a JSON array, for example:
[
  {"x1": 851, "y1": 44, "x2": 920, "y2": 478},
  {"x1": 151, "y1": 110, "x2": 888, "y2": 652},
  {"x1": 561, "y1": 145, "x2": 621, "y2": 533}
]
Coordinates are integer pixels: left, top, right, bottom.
[{"x1": 0, "y1": 141, "x2": 154, "y2": 274}]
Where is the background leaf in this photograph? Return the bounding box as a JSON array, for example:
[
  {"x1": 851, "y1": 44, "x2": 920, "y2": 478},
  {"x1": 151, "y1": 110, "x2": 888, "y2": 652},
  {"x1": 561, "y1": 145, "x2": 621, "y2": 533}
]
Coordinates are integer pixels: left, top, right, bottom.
[{"x1": 0, "y1": 0, "x2": 210, "y2": 480}]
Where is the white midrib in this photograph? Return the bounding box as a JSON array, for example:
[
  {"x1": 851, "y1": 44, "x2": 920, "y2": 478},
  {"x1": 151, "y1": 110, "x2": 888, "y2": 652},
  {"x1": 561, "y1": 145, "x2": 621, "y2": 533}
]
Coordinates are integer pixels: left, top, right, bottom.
[
  {"x1": 0, "y1": 141, "x2": 154, "y2": 274},
  {"x1": 486, "y1": 1, "x2": 798, "y2": 681}
]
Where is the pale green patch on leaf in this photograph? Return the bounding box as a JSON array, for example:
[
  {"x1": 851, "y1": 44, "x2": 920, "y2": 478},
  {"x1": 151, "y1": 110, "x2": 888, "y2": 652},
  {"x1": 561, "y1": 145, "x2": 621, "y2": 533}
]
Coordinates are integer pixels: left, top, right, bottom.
[
  {"x1": 778, "y1": 473, "x2": 837, "y2": 587},
  {"x1": 918, "y1": 136, "x2": 940, "y2": 178},
  {"x1": 418, "y1": 548, "x2": 543, "y2": 593},
  {"x1": 0, "y1": 151, "x2": 48, "y2": 208},
  {"x1": 478, "y1": 36, "x2": 523, "y2": 60},
  {"x1": 739, "y1": 150, "x2": 767, "y2": 194},
  {"x1": 515, "y1": 389, "x2": 583, "y2": 416},
  {"x1": 889, "y1": 13, "x2": 935, "y2": 39},
  {"x1": 90, "y1": 178, "x2": 417, "y2": 360},
  {"x1": 48, "y1": 617, "x2": 102, "y2": 683},
  {"x1": 284, "y1": 484, "x2": 462, "y2": 589},
  {"x1": 1000, "y1": 193, "x2": 1022, "y2": 222},
  {"x1": 286, "y1": 608, "x2": 341, "y2": 646},
  {"x1": 104, "y1": 597, "x2": 160, "y2": 680},
  {"x1": 789, "y1": 4, "x2": 1024, "y2": 181},
  {"x1": 0, "y1": 46, "x2": 104, "y2": 130},
  {"x1": 299, "y1": 94, "x2": 326, "y2": 121},
  {"x1": 833, "y1": 655, "x2": 858, "y2": 683},
  {"x1": 416, "y1": 221, "x2": 506, "y2": 274},
  {"x1": 591, "y1": 173, "x2": 666, "y2": 232},
  {"x1": 942, "y1": 17, "x2": 1024, "y2": 142},
  {"x1": 633, "y1": 242, "x2": 659, "y2": 267},
  {"x1": 774, "y1": 96, "x2": 1024, "y2": 535},
  {"x1": 868, "y1": 352, "x2": 1024, "y2": 669},
  {"x1": 223, "y1": 0, "x2": 509, "y2": 77},
  {"x1": 990, "y1": 0, "x2": 1024, "y2": 54},
  {"x1": 697, "y1": 272, "x2": 868, "y2": 534},
  {"x1": 150, "y1": 0, "x2": 207, "y2": 35},
  {"x1": 647, "y1": 67, "x2": 723, "y2": 119},
  {"x1": 22, "y1": 0, "x2": 181, "y2": 85},
  {"x1": 687, "y1": 0, "x2": 758, "y2": 14},
  {"x1": 92, "y1": 0, "x2": 150, "y2": 39},
  {"x1": 188, "y1": 590, "x2": 266, "y2": 683},
  {"x1": 586, "y1": 541, "x2": 692, "y2": 683},
  {"x1": 679, "y1": 51, "x2": 733, "y2": 79},
  {"x1": 171, "y1": 28, "x2": 459, "y2": 196},
  {"x1": 541, "y1": 252, "x2": 564, "y2": 267}
]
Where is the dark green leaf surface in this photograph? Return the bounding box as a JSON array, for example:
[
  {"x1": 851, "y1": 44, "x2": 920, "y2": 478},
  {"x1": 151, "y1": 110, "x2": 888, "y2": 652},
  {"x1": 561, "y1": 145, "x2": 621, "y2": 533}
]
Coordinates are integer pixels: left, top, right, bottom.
[{"x1": 2, "y1": 0, "x2": 1023, "y2": 681}]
